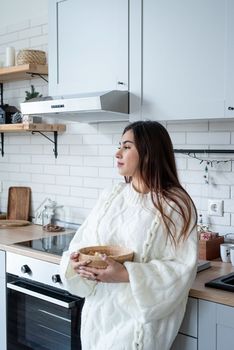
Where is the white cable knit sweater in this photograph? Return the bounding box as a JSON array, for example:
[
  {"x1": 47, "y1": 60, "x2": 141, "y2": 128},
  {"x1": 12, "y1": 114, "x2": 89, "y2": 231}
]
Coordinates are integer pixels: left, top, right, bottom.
[{"x1": 60, "y1": 182, "x2": 198, "y2": 350}]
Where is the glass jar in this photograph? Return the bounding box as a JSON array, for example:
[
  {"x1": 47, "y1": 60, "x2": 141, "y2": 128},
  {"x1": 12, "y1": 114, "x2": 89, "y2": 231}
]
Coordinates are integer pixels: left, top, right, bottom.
[
  {"x1": 42, "y1": 200, "x2": 64, "y2": 227},
  {"x1": 42, "y1": 205, "x2": 55, "y2": 226}
]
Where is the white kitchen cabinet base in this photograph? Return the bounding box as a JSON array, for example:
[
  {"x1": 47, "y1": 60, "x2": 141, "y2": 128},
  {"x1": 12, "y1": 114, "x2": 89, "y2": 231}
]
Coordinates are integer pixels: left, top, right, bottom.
[
  {"x1": 0, "y1": 250, "x2": 6, "y2": 350},
  {"x1": 199, "y1": 299, "x2": 234, "y2": 350},
  {"x1": 171, "y1": 333, "x2": 197, "y2": 350},
  {"x1": 171, "y1": 297, "x2": 198, "y2": 350}
]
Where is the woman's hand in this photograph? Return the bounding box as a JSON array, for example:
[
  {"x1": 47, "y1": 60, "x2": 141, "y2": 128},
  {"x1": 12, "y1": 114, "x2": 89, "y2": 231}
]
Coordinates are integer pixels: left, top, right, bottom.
[
  {"x1": 69, "y1": 252, "x2": 92, "y2": 273},
  {"x1": 72, "y1": 253, "x2": 129, "y2": 283}
]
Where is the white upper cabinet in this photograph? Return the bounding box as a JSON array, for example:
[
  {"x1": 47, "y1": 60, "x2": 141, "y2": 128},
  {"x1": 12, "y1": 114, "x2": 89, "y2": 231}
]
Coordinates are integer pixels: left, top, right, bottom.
[
  {"x1": 49, "y1": 0, "x2": 234, "y2": 120},
  {"x1": 225, "y1": 0, "x2": 234, "y2": 118},
  {"x1": 49, "y1": 0, "x2": 128, "y2": 96},
  {"x1": 140, "y1": 0, "x2": 233, "y2": 121}
]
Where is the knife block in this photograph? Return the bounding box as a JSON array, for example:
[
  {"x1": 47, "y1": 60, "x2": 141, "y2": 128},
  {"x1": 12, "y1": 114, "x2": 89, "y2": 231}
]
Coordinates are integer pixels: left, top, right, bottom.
[{"x1": 199, "y1": 236, "x2": 224, "y2": 260}]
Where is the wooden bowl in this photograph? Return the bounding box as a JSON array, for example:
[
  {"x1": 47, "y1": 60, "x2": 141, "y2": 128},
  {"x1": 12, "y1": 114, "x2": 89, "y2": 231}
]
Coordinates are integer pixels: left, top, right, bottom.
[{"x1": 78, "y1": 245, "x2": 134, "y2": 269}]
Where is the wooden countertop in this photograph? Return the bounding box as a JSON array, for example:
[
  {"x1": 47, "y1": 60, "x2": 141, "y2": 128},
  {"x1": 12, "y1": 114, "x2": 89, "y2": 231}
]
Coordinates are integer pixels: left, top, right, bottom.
[
  {"x1": 1, "y1": 224, "x2": 234, "y2": 305},
  {"x1": 190, "y1": 260, "x2": 234, "y2": 306}
]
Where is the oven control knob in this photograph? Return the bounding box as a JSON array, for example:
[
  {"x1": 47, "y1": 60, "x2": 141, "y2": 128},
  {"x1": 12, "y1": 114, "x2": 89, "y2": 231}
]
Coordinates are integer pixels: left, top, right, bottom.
[
  {"x1": 52, "y1": 274, "x2": 61, "y2": 283},
  {"x1": 21, "y1": 264, "x2": 31, "y2": 274}
]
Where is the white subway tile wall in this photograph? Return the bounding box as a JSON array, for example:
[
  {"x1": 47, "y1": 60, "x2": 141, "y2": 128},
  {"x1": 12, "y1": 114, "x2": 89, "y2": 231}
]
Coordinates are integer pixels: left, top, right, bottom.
[{"x1": 0, "y1": 19, "x2": 234, "y2": 233}]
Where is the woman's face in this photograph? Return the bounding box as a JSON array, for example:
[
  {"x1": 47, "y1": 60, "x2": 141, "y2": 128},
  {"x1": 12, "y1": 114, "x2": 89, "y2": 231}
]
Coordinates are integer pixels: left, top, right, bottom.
[{"x1": 115, "y1": 129, "x2": 140, "y2": 178}]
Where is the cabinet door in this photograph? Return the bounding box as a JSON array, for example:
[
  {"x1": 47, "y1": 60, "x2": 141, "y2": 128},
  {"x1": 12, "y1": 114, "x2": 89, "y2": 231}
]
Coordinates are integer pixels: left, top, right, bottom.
[
  {"x1": 199, "y1": 299, "x2": 234, "y2": 350},
  {"x1": 142, "y1": 0, "x2": 226, "y2": 121},
  {"x1": 179, "y1": 297, "x2": 198, "y2": 338},
  {"x1": 171, "y1": 334, "x2": 197, "y2": 350},
  {"x1": 49, "y1": 0, "x2": 128, "y2": 96},
  {"x1": 225, "y1": 0, "x2": 234, "y2": 117},
  {"x1": 171, "y1": 297, "x2": 198, "y2": 350},
  {"x1": 216, "y1": 304, "x2": 234, "y2": 350},
  {"x1": 198, "y1": 300, "x2": 216, "y2": 350},
  {"x1": 0, "y1": 250, "x2": 6, "y2": 350}
]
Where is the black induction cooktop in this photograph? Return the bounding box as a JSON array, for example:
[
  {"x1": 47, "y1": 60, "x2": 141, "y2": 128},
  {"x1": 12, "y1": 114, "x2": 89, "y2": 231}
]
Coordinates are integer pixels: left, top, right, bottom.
[{"x1": 15, "y1": 231, "x2": 76, "y2": 256}]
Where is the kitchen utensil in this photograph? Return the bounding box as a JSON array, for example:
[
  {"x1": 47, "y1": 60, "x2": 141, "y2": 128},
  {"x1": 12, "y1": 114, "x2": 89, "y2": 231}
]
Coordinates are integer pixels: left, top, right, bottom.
[
  {"x1": 79, "y1": 245, "x2": 134, "y2": 269},
  {"x1": 7, "y1": 186, "x2": 31, "y2": 221},
  {"x1": 0, "y1": 220, "x2": 31, "y2": 228}
]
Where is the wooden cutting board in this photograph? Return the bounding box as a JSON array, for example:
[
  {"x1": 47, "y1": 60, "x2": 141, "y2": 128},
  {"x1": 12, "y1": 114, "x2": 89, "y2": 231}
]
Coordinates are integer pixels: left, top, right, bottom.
[
  {"x1": 0, "y1": 219, "x2": 31, "y2": 228},
  {"x1": 7, "y1": 186, "x2": 31, "y2": 221}
]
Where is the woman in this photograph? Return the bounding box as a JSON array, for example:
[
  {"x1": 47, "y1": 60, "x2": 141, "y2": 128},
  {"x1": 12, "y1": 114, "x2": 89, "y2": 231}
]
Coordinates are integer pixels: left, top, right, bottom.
[{"x1": 60, "y1": 120, "x2": 198, "y2": 350}]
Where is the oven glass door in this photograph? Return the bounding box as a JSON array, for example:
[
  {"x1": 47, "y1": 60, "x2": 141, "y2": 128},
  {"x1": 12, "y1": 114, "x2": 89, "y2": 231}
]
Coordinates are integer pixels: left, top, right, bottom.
[{"x1": 7, "y1": 274, "x2": 84, "y2": 350}]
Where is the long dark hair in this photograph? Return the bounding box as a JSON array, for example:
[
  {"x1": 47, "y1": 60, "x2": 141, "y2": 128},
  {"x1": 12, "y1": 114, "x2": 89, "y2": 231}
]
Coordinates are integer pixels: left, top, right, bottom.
[{"x1": 123, "y1": 120, "x2": 197, "y2": 244}]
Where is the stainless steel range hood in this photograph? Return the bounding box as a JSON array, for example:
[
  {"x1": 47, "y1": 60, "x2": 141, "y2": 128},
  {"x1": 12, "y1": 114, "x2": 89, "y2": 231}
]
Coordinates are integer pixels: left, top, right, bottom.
[{"x1": 20, "y1": 90, "x2": 129, "y2": 123}]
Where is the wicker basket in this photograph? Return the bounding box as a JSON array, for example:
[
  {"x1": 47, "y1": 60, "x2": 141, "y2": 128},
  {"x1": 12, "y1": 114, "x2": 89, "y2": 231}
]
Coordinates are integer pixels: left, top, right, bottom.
[
  {"x1": 78, "y1": 245, "x2": 134, "y2": 269},
  {"x1": 16, "y1": 49, "x2": 46, "y2": 65}
]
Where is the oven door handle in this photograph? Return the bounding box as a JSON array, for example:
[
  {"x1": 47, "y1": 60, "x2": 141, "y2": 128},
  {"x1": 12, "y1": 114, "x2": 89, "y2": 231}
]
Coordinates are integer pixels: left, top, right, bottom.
[{"x1": 7, "y1": 282, "x2": 76, "y2": 309}]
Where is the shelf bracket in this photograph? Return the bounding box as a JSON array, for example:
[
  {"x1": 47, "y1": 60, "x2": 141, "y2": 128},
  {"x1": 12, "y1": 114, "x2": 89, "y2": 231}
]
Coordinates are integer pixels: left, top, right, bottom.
[
  {"x1": 26, "y1": 72, "x2": 48, "y2": 83},
  {"x1": 31, "y1": 131, "x2": 58, "y2": 158},
  {"x1": 0, "y1": 132, "x2": 4, "y2": 156}
]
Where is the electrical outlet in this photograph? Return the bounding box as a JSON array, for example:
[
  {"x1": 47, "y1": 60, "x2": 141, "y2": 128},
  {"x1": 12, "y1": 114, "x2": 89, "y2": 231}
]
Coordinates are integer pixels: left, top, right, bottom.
[{"x1": 208, "y1": 199, "x2": 224, "y2": 216}]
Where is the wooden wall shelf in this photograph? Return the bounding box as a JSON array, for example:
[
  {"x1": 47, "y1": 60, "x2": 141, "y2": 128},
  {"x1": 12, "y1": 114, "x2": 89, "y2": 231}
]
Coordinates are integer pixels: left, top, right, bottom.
[
  {"x1": 0, "y1": 123, "x2": 65, "y2": 133},
  {"x1": 0, "y1": 123, "x2": 66, "y2": 158},
  {"x1": 0, "y1": 64, "x2": 48, "y2": 83}
]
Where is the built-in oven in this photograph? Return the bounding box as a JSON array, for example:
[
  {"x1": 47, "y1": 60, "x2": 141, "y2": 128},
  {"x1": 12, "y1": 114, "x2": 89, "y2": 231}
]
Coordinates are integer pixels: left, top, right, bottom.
[
  {"x1": 7, "y1": 274, "x2": 84, "y2": 350},
  {"x1": 6, "y1": 231, "x2": 84, "y2": 350}
]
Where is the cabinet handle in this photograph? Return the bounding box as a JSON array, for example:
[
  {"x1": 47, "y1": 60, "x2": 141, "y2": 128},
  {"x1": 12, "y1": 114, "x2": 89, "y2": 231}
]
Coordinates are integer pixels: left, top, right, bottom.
[{"x1": 228, "y1": 106, "x2": 234, "y2": 110}]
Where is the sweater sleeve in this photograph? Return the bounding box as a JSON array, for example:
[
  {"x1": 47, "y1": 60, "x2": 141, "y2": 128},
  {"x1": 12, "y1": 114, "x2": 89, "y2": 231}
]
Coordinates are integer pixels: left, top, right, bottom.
[
  {"x1": 60, "y1": 187, "x2": 112, "y2": 297},
  {"x1": 124, "y1": 207, "x2": 198, "y2": 323},
  {"x1": 60, "y1": 251, "x2": 97, "y2": 298}
]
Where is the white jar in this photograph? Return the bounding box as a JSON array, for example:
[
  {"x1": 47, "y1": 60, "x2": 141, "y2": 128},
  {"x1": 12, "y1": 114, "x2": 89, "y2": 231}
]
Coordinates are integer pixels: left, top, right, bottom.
[{"x1": 5, "y1": 47, "x2": 15, "y2": 67}]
